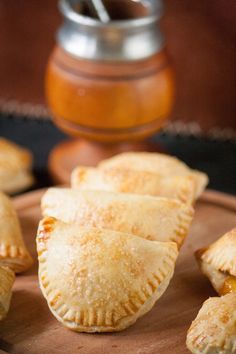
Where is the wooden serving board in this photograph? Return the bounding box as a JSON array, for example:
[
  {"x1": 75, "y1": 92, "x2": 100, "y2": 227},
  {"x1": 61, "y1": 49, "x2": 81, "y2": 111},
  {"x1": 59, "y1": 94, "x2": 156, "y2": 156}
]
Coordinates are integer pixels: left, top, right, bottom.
[{"x1": 0, "y1": 189, "x2": 236, "y2": 354}]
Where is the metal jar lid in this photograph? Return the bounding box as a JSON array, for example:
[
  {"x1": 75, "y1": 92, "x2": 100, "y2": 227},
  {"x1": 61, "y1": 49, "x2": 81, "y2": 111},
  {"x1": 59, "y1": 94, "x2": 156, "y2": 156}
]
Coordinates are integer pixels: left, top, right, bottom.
[{"x1": 58, "y1": 0, "x2": 164, "y2": 61}]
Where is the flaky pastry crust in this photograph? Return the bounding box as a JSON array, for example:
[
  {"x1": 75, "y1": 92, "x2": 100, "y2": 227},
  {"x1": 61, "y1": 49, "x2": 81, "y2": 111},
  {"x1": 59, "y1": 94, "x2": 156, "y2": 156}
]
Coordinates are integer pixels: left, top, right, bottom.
[
  {"x1": 0, "y1": 137, "x2": 34, "y2": 194},
  {"x1": 0, "y1": 191, "x2": 33, "y2": 272},
  {"x1": 98, "y1": 152, "x2": 208, "y2": 199},
  {"x1": 196, "y1": 228, "x2": 236, "y2": 295},
  {"x1": 71, "y1": 166, "x2": 196, "y2": 204},
  {"x1": 42, "y1": 188, "x2": 194, "y2": 248},
  {"x1": 37, "y1": 217, "x2": 178, "y2": 332},
  {"x1": 0, "y1": 266, "x2": 15, "y2": 320},
  {"x1": 187, "y1": 293, "x2": 236, "y2": 354}
]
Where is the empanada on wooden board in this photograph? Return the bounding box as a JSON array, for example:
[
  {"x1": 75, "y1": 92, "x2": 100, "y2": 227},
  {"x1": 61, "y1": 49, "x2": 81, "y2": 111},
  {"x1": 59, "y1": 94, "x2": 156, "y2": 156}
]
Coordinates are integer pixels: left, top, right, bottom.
[
  {"x1": 187, "y1": 293, "x2": 236, "y2": 354},
  {"x1": 0, "y1": 137, "x2": 34, "y2": 194},
  {"x1": 0, "y1": 189, "x2": 235, "y2": 354},
  {"x1": 37, "y1": 217, "x2": 178, "y2": 332},
  {"x1": 71, "y1": 166, "x2": 196, "y2": 204},
  {"x1": 0, "y1": 266, "x2": 15, "y2": 321},
  {"x1": 42, "y1": 188, "x2": 194, "y2": 248},
  {"x1": 196, "y1": 228, "x2": 236, "y2": 295},
  {"x1": 99, "y1": 152, "x2": 208, "y2": 199},
  {"x1": 0, "y1": 191, "x2": 33, "y2": 273}
]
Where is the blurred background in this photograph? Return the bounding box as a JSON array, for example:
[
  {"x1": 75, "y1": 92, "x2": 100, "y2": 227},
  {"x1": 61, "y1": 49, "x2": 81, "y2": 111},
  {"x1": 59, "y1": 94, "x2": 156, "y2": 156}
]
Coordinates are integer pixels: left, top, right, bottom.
[
  {"x1": 1, "y1": 0, "x2": 236, "y2": 133},
  {"x1": 0, "y1": 0, "x2": 235, "y2": 194}
]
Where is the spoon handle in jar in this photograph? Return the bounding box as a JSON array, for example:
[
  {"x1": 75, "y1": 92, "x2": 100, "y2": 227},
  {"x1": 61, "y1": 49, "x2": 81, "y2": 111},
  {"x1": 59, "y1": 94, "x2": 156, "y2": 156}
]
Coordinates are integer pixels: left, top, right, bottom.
[{"x1": 89, "y1": 0, "x2": 110, "y2": 23}]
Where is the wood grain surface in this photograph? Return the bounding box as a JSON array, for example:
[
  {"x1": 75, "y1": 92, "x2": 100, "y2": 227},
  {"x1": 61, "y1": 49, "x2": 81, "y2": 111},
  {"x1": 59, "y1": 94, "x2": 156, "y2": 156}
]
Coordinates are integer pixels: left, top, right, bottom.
[{"x1": 0, "y1": 189, "x2": 236, "y2": 354}]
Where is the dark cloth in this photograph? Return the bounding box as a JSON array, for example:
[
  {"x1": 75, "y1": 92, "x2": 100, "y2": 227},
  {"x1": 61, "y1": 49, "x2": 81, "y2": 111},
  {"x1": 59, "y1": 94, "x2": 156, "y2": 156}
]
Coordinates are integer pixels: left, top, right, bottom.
[{"x1": 0, "y1": 114, "x2": 235, "y2": 195}]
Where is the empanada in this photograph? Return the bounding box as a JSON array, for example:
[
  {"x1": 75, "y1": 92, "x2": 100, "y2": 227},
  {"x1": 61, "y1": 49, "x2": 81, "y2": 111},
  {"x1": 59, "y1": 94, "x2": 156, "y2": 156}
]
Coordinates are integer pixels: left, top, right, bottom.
[
  {"x1": 0, "y1": 137, "x2": 34, "y2": 194},
  {"x1": 99, "y1": 152, "x2": 208, "y2": 199},
  {"x1": 42, "y1": 188, "x2": 194, "y2": 248},
  {"x1": 37, "y1": 216, "x2": 178, "y2": 332},
  {"x1": 0, "y1": 266, "x2": 15, "y2": 321},
  {"x1": 71, "y1": 166, "x2": 196, "y2": 204},
  {"x1": 186, "y1": 293, "x2": 236, "y2": 354},
  {"x1": 196, "y1": 228, "x2": 236, "y2": 295},
  {"x1": 0, "y1": 191, "x2": 33, "y2": 273}
]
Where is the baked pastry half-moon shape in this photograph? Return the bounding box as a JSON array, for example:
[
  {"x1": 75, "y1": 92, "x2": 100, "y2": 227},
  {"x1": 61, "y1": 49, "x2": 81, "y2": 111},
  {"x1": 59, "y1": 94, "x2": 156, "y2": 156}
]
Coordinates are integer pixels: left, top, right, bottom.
[
  {"x1": 186, "y1": 293, "x2": 236, "y2": 354},
  {"x1": 98, "y1": 152, "x2": 208, "y2": 199},
  {"x1": 42, "y1": 188, "x2": 194, "y2": 248},
  {"x1": 0, "y1": 137, "x2": 34, "y2": 194},
  {"x1": 196, "y1": 228, "x2": 236, "y2": 295},
  {"x1": 0, "y1": 191, "x2": 33, "y2": 273},
  {"x1": 71, "y1": 166, "x2": 196, "y2": 204},
  {"x1": 37, "y1": 217, "x2": 178, "y2": 332},
  {"x1": 0, "y1": 266, "x2": 15, "y2": 321}
]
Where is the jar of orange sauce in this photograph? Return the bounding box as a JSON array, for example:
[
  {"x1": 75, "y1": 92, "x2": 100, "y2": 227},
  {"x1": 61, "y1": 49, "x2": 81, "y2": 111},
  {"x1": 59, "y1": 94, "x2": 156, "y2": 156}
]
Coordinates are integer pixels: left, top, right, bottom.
[{"x1": 46, "y1": 0, "x2": 174, "y2": 142}]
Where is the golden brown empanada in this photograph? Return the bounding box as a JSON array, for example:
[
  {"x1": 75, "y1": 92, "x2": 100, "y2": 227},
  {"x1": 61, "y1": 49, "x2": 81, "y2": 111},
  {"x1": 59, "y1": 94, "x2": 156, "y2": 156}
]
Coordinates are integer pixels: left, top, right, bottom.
[
  {"x1": 0, "y1": 137, "x2": 34, "y2": 194},
  {"x1": 196, "y1": 228, "x2": 236, "y2": 295},
  {"x1": 0, "y1": 266, "x2": 15, "y2": 321},
  {"x1": 0, "y1": 191, "x2": 33, "y2": 273},
  {"x1": 37, "y1": 216, "x2": 178, "y2": 332},
  {"x1": 71, "y1": 166, "x2": 196, "y2": 204},
  {"x1": 186, "y1": 293, "x2": 236, "y2": 354},
  {"x1": 42, "y1": 188, "x2": 194, "y2": 248},
  {"x1": 99, "y1": 152, "x2": 208, "y2": 199}
]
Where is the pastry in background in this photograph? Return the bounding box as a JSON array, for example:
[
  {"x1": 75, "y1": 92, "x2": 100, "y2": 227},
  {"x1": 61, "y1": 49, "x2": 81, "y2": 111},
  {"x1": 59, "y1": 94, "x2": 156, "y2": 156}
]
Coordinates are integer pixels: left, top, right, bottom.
[
  {"x1": 0, "y1": 191, "x2": 33, "y2": 273},
  {"x1": 196, "y1": 228, "x2": 236, "y2": 295},
  {"x1": 0, "y1": 137, "x2": 34, "y2": 194},
  {"x1": 37, "y1": 217, "x2": 178, "y2": 332},
  {"x1": 0, "y1": 266, "x2": 15, "y2": 321},
  {"x1": 71, "y1": 166, "x2": 196, "y2": 204},
  {"x1": 186, "y1": 293, "x2": 236, "y2": 354},
  {"x1": 99, "y1": 152, "x2": 208, "y2": 200},
  {"x1": 42, "y1": 188, "x2": 194, "y2": 248}
]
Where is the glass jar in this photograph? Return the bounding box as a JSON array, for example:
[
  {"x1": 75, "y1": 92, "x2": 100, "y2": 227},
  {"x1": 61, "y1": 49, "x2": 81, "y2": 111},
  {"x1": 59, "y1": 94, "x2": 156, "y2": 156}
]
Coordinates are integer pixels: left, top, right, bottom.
[{"x1": 46, "y1": 0, "x2": 174, "y2": 142}]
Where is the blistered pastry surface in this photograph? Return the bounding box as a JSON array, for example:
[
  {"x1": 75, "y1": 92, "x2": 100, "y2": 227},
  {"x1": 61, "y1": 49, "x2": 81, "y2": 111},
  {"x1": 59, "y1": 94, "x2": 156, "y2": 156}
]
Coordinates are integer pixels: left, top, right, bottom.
[
  {"x1": 37, "y1": 217, "x2": 178, "y2": 332},
  {"x1": 71, "y1": 166, "x2": 196, "y2": 204},
  {"x1": 187, "y1": 293, "x2": 236, "y2": 354},
  {"x1": 0, "y1": 191, "x2": 33, "y2": 272},
  {"x1": 0, "y1": 138, "x2": 33, "y2": 193},
  {"x1": 42, "y1": 188, "x2": 193, "y2": 248},
  {"x1": 98, "y1": 152, "x2": 208, "y2": 199}
]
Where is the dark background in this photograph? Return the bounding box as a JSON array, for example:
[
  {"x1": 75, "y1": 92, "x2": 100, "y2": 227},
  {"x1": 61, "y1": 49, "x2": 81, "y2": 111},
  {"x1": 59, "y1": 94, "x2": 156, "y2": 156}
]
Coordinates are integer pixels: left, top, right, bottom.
[{"x1": 1, "y1": 0, "x2": 236, "y2": 132}]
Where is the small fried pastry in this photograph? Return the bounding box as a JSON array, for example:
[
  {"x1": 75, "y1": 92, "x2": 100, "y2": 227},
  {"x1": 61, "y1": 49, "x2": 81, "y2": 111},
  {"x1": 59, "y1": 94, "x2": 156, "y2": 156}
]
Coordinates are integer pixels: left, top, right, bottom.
[
  {"x1": 0, "y1": 137, "x2": 34, "y2": 194},
  {"x1": 71, "y1": 166, "x2": 196, "y2": 204},
  {"x1": 0, "y1": 191, "x2": 33, "y2": 273},
  {"x1": 0, "y1": 266, "x2": 15, "y2": 321},
  {"x1": 196, "y1": 228, "x2": 236, "y2": 295},
  {"x1": 42, "y1": 188, "x2": 194, "y2": 248},
  {"x1": 99, "y1": 152, "x2": 208, "y2": 199},
  {"x1": 186, "y1": 293, "x2": 236, "y2": 354},
  {"x1": 37, "y1": 217, "x2": 178, "y2": 332}
]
